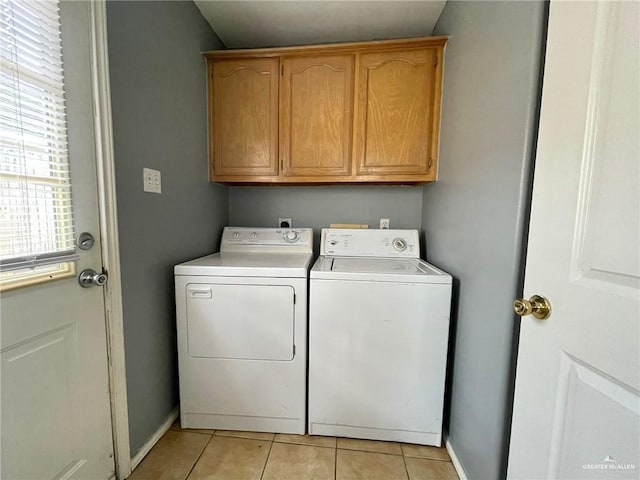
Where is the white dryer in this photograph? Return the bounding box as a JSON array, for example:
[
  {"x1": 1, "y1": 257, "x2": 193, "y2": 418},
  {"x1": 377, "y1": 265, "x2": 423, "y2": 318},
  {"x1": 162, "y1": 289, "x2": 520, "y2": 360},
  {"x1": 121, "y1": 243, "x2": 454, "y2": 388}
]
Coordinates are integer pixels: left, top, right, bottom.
[
  {"x1": 175, "y1": 227, "x2": 313, "y2": 434},
  {"x1": 308, "y1": 228, "x2": 452, "y2": 446}
]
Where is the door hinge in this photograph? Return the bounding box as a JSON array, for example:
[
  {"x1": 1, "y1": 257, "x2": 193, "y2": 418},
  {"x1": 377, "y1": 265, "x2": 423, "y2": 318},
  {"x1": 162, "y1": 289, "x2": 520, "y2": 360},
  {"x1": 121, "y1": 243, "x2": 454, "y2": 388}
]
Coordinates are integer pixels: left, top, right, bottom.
[
  {"x1": 293, "y1": 293, "x2": 296, "y2": 304},
  {"x1": 293, "y1": 344, "x2": 296, "y2": 357}
]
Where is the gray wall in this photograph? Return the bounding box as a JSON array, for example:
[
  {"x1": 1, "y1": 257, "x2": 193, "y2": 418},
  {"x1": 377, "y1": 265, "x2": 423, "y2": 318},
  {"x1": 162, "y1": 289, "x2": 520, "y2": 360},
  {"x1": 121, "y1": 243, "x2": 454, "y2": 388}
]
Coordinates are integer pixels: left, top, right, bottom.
[
  {"x1": 422, "y1": 2, "x2": 545, "y2": 479},
  {"x1": 106, "y1": 1, "x2": 227, "y2": 456},
  {"x1": 229, "y1": 186, "x2": 423, "y2": 251}
]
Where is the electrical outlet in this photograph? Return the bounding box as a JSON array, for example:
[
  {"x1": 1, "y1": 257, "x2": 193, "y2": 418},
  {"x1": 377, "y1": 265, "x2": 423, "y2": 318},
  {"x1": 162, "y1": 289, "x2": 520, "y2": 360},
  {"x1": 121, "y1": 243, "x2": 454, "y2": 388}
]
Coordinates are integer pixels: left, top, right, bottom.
[
  {"x1": 380, "y1": 218, "x2": 390, "y2": 229},
  {"x1": 278, "y1": 217, "x2": 292, "y2": 228},
  {"x1": 143, "y1": 168, "x2": 161, "y2": 194}
]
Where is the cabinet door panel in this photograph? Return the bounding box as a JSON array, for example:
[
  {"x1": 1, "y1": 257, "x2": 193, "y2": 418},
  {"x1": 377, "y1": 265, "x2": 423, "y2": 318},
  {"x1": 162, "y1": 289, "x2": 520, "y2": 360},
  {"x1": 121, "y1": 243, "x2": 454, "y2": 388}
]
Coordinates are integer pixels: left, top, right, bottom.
[
  {"x1": 210, "y1": 59, "x2": 279, "y2": 177},
  {"x1": 280, "y1": 55, "x2": 354, "y2": 177},
  {"x1": 355, "y1": 49, "x2": 438, "y2": 176}
]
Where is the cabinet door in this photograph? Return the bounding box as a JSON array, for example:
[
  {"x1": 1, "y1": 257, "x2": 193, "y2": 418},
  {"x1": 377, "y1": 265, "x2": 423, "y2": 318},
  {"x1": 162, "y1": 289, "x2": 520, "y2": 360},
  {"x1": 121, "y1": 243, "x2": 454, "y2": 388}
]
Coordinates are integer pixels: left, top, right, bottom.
[
  {"x1": 354, "y1": 48, "x2": 442, "y2": 178},
  {"x1": 280, "y1": 55, "x2": 354, "y2": 178},
  {"x1": 210, "y1": 58, "x2": 279, "y2": 178}
]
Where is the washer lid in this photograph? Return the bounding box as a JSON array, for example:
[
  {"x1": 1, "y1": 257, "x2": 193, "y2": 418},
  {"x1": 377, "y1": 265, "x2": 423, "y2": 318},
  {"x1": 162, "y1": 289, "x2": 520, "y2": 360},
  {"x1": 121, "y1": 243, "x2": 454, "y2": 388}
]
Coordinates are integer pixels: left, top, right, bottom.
[
  {"x1": 175, "y1": 252, "x2": 313, "y2": 278},
  {"x1": 311, "y1": 256, "x2": 452, "y2": 284}
]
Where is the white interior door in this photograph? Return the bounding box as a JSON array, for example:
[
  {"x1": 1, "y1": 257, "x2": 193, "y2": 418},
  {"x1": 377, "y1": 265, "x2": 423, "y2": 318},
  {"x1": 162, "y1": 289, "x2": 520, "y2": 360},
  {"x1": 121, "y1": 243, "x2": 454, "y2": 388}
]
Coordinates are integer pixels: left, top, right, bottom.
[
  {"x1": 1, "y1": 2, "x2": 116, "y2": 479},
  {"x1": 508, "y1": 1, "x2": 639, "y2": 478}
]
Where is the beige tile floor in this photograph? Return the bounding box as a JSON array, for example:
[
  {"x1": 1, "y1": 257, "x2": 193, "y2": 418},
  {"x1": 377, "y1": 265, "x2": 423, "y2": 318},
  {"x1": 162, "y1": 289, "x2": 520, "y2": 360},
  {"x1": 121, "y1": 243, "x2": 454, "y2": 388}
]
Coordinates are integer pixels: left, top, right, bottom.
[{"x1": 128, "y1": 420, "x2": 459, "y2": 480}]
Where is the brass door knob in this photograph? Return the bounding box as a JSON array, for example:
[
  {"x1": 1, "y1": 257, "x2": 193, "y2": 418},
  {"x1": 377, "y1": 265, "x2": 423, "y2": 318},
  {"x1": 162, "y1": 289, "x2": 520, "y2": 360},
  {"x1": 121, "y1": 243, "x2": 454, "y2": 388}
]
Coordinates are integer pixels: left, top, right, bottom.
[{"x1": 514, "y1": 295, "x2": 551, "y2": 320}]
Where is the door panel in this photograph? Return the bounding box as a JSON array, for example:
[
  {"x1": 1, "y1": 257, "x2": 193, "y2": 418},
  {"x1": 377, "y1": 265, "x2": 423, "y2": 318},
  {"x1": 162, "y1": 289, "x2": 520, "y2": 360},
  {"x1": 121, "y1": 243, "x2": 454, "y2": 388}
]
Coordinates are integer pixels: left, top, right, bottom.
[
  {"x1": 210, "y1": 58, "x2": 279, "y2": 176},
  {"x1": 569, "y1": 1, "x2": 639, "y2": 292},
  {"x1": 0, "y1": 2, "x2": 115, "y2": 479},
  {"x1": 548, "y1": 354, "x2": 639, "y2": 478},
  {"x1": 2, "y1": 326, "x2": 78, "y2": 479},
  {"x1": 354, "y1": 49, "x2": 436, "y2": 176},
  {"x1": 280, "y1": 54, "x2": 354, "y2": 177},
  {"x1": 508, "y1": 2, "x2": 639, "y2": 478}
]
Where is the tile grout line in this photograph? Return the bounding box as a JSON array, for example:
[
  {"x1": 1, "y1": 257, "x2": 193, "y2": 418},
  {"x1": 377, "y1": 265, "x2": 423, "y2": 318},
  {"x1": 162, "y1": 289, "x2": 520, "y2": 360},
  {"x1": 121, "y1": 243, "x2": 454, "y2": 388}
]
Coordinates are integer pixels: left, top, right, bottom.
[
  {"x1": 337, "y1": 447, "x2": 403, "y2": 456},
  {"x1": 259, "y1": 439, "x2": 275, "y2": 480},
  {"x1": 402, "y1": 451, "x2": 411, "y2": 480},
  {"x1": 215, "y1": 432, "x2": 276, "y2": 440},
  {"x1": 183, "y1": 430, "x2": 216, "y2": 437},
  {"x1": 403, "y1": 455, "x2": 451, "y2": 462},
  {"x1": 183, "y1": 434, "x2": 215, "y2": 480},
  {"x1": 274, "y1": 441, "x2": 336, "y2": 449}
]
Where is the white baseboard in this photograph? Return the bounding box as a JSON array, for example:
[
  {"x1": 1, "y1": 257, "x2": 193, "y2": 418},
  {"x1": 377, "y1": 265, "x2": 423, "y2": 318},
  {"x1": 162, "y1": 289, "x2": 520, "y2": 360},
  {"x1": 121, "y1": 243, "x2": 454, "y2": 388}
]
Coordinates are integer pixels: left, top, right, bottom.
[
  {"x1": 445, "y1": 436, "x2": 468, "y2": 480},
  {"x1": 130, "y1": 406, "x2": 179, "y2": 471}
]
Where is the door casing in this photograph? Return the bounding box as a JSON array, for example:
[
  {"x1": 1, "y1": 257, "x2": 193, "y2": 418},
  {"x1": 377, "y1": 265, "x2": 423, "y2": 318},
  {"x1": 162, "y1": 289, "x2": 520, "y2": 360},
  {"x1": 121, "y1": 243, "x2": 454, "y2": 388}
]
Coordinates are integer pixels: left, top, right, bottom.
[{"x1": 87, "y1": 2, "x2": 131, "y2": 478}]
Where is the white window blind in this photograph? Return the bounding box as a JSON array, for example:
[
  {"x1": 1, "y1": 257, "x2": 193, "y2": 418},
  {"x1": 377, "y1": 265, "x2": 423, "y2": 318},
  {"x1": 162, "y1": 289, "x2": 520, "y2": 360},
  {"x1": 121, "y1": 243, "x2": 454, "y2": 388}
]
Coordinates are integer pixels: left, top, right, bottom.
[{"x1": 0, "y1": 0, "x2": 76, "y2": 272}]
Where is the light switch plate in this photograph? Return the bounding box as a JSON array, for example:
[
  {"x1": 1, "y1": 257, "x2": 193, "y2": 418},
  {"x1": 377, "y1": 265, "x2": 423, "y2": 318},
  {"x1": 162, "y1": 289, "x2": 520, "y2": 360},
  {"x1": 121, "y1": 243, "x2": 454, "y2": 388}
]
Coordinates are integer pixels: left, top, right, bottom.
[{"x1": 143, "y1": 168, "x2": 161, "y2": 194}]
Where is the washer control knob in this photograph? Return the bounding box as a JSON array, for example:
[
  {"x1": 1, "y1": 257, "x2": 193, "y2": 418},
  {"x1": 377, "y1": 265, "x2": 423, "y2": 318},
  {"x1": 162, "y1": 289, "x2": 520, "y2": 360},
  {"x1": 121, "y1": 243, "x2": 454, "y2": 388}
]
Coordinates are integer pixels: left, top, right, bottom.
[
  {"x1": 251, "y1": 232, "x2": 257, "y2": 239},
  {"x1": 393, "y1": 238, "x2": 408, "y2": 251},
  {"x1": 232, "y1": 232, "x2": 240, "y2": 239},
  {"x1": 284, "y1": 231, "x2": 299, "y2": 243}
]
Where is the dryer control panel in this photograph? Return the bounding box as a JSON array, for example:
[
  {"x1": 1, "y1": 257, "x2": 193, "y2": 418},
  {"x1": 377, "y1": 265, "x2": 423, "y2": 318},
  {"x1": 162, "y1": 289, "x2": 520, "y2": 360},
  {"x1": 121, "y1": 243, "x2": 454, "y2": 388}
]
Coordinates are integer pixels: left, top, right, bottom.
[
  {"x1": 320, "y1": 229, "x2": 420, "y2": 258},
  {"x1": 221, "y1": 227, "x2": 313, "y2": 253}
]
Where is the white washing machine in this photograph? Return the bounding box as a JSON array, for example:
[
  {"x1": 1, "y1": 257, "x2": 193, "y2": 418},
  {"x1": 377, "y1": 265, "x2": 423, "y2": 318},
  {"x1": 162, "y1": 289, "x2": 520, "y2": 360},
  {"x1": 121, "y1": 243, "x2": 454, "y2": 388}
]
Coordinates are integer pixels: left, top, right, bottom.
[
  {"x1": 175, "y1": 227, "x2": 313, "y2": 434},
  {"x1": 308, "y1": 228, "x2": 452, "y2": 446}
]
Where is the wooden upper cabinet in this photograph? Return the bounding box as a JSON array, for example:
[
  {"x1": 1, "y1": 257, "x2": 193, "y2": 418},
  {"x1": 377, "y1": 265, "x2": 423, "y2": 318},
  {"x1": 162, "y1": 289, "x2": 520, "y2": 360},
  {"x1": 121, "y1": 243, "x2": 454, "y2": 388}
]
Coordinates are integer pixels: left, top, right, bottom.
[
  {"x1": 280, "y1": 55, "x2": 354, "y2": 177},
  {"x1": 354, "y1": 48, "x2": 441, "y2": 179},
  {"x1": 209, "y1": 58, "x2": 279, "y2": 178},
  {"x1": 204, "y1": 37, "x2": 446, "y2": 184}
]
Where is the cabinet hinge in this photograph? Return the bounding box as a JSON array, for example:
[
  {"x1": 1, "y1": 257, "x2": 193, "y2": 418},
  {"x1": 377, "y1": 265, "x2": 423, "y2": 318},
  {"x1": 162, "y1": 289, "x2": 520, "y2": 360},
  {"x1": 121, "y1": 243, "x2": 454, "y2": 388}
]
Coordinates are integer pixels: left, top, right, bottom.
[
  {"x1": 281, "y1": 64, "x2": 284, "y2": 76},
  {"x1": 434, "y1": 57, "x2": 438, "y2": 68},
  {"x1": 280, "y1": 158, "x2": 284, "y2": 171},
  {"x1": 293, "y1": 344, "x2": 296, "y2": 357},
  {"x1": 293, "y1": 293, "x2": 296, "y2": 304}
]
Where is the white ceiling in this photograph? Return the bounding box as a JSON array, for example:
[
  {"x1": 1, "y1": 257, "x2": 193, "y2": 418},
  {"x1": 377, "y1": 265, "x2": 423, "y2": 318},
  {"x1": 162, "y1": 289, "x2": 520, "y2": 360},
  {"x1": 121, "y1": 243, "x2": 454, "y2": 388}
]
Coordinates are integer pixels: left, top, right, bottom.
[{"x1": 194, "y1": 1, "x2": 447, "y2": 49}]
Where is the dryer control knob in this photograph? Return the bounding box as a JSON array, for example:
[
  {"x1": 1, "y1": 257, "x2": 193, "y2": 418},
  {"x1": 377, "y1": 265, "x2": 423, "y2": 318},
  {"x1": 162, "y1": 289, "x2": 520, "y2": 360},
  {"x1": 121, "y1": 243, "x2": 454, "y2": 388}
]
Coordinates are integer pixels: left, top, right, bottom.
[{"x1": 284, "y1": 231, "x2": 299, "y2": 243}]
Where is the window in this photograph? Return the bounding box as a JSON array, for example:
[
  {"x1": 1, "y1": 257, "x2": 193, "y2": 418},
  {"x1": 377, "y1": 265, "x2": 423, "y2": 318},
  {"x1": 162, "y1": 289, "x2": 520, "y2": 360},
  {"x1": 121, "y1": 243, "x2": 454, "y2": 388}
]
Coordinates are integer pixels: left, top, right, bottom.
[{"x1": 0, "y1": 0, "x2": 76, "y2": 289}]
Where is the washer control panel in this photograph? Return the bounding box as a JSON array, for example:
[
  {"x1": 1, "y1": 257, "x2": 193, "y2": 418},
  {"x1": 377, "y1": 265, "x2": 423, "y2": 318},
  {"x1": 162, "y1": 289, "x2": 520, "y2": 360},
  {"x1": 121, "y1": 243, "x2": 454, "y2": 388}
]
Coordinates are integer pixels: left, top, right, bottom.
[
  {"x1": 321, "y1": 229, "x2": 420, "y2": 258},
  {"x1": 221, "y1": 227, "x2": 313, "y2": 253}
]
